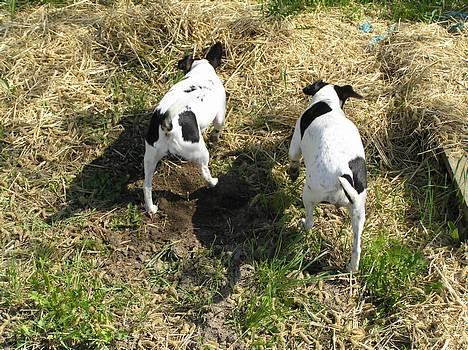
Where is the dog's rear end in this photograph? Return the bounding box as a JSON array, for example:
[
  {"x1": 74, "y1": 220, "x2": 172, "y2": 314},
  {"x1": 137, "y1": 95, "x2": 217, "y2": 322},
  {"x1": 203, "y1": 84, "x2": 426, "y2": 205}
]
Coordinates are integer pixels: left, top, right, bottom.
[{"x1": 289, "y1": 80, "x2": 367, "y2": 271}]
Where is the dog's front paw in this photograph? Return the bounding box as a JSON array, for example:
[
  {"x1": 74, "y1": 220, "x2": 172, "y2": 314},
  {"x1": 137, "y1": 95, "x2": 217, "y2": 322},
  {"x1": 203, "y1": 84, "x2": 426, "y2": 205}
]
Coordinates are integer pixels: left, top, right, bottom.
[
  {"x1": 208, "y1": 177, "x2": 218, "y2": 187},
  {"x1": 288, "y1": 165, "x2": 299, "y2": 182},
  {"x1": 210, "y1": 130, "x2": 222, "y2": 143},
  {"x1": 146, "y1": 204, "x2": 158, "y2": 215},
  {"x1": 346, "y1": 262, "x2": 359, "y2": 273},
  {"x1": 300, "y1": 218, "x2": 313, "y2": 230}
]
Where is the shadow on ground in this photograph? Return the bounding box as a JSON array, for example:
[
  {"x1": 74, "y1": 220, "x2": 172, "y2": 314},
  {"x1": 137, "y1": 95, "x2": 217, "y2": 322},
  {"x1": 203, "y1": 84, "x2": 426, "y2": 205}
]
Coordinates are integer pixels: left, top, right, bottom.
[{"x1": 46, "y1": 112, "x2": 149, "y2": 223}]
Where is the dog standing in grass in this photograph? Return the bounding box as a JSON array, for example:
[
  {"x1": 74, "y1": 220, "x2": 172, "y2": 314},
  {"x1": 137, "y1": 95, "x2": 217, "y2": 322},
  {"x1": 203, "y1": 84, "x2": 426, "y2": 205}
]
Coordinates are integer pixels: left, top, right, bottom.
[
  {"x1": 143, "y1": 42, "x2": 226, "y2": 214},
  {"x1": 288, "y1": 80, "x2": 367, "y2": 271}
]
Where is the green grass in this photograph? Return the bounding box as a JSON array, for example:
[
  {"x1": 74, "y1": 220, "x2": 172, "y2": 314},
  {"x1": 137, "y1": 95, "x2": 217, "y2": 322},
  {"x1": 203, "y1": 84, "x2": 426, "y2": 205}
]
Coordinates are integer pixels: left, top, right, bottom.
[
  {"x1": 1, "y1": 0, "x2": 17, "y2": 15},
  {"x1": 2, "y1": 252, "x2": 125, "y2": 349},
  {"x1": 418, "y1": 165, "x2": 437, "y2": 227},
  {"x1": 147, "y1": 242, "x2": 232, "y2": 310},
  {"x1": 111, "y1": 203, "x2": 143, "y2": 230},
  {"x1": 1, "y1": 259, "x2": 22, "y2": 304},
  {"x1": 1, "y1": 0, "x2": 69, "y2": 15},
  {"x1": 146, "y1": 241, "x2": 183, "y2": 289},
  {"x1": 408, "y1": 160, "x2": 458, "y2": 235},
  {"x1": 177, "y1": 253, "x2": 230, "y2": 307},
  {"x1": 358, "y1": 162, "x2": 452, "y2": 311},
  {"x1": 233, "y1": 231, "x2": 326, "y2": 346},
  {"x1": 260, "y1": 0, "x2": 467, "y2": 22},
  {"x1": 360, "y1": 236, "x2": 428, "y2": 308},
  {"x1": 260, "y1": 0, "x2": 332, "y2": 18},
  {"x1": 238, "y1": 256, "x2": 305, "y2": 333},
  {"x1": 379, "y1": 0, "x2": 467, "y2": 22},
  {"x1": 0, "y1": 77, "x2": 15, "y2": 96},
  {"x1": 252, "y1": 170, "x2": 299, "y2": 215},
  {"x1": 110, "y1": 75, "x2": 151, "y2": 114},
  {"x1": 76, "y1": 171, "x2": 130, "y2": 205}
]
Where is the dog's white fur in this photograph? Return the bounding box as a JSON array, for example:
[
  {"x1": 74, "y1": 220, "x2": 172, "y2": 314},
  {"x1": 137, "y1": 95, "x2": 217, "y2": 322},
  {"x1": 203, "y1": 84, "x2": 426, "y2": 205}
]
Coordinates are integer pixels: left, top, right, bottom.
[
  {"x1": 143, "y1": 43, "x2": 226, "y2": 214},
  {"x1": 289, "y1": 82, "x2": 367, "y2": 272}
]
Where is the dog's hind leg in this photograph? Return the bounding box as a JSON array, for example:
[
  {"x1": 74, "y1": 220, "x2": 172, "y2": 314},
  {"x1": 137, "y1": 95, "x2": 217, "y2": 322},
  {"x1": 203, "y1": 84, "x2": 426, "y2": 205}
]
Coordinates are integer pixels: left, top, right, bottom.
[
  {"x1": 288, "y1": 125, "x2": 302, "y2": 181},
  {"x1": 348, "y1": 204, "x2": 365, "y2": 272},
  {"x1": 143, "y1": 141, "x2": 165, "y2": 214},
  {"x1": 301, "y1": 185, "x2": 317, "y2": 230},
  {"x1": 196, "y1": 141, "x2": 218, "y2": 187},
  {"x1": 210, "y1": 105, "x2": 226, "y2": 143}
]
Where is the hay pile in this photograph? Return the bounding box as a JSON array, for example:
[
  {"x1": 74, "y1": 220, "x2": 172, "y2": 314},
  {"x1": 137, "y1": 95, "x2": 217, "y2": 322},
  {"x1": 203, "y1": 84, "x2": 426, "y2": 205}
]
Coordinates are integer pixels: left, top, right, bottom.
[
  {"x1": 0, "y1": 0, "x2": 466, "y2": 349},
  {"x1": 1, "y1": 1, "x2": 465, "y2": 165},
  {"x1": 377, "y1": 22, "x2": 467, "y2": 160}
]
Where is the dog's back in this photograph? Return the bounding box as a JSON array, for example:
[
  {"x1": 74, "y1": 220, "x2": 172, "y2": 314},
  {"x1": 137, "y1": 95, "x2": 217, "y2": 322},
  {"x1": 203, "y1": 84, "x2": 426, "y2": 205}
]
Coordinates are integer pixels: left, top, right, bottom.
[
  {"x1": 147, "y1": 60, "x2": 225, "y2": 151},
  {"x1": 157, "y1": 61, "x2": 225, "y2": 133},
  {"x1": 301, "y1": 111, "x2": 365, "y2": 205}
]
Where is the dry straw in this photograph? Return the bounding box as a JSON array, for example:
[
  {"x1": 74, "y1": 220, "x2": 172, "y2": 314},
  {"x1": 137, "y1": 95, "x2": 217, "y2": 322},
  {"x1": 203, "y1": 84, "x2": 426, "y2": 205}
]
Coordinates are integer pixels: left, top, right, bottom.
[{"x1": 0, "y1": 0, "x2": 466, "y2": 349}]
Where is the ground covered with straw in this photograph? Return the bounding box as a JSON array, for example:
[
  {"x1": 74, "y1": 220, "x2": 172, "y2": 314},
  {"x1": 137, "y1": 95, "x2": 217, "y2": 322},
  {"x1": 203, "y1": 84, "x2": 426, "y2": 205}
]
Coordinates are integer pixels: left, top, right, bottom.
[{"x1": 0, "y1": 0, "x2": 466, "y2": 349}]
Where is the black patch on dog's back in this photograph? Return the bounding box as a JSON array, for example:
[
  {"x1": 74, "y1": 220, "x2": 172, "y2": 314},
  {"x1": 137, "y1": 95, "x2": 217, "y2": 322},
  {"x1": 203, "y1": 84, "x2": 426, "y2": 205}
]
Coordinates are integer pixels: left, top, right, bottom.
[
  {"x1": 184, "y1": 85, "x2": 197, "y2": 93},
  {"x1": 146, "y1": 109, "x2": 165, "y2": 145},
  {"x1": 198, "y1": 85, "x2": 212, "y2": 91},
  {"x1": 178, "y1": 110, "x2": 199, "y2": 143},
  {"x1": 300, "y1": 102, "x2": 332, "y2": 138},
  {"x1": 349, "y1": 157, "x2": 367, "y2": 193}
]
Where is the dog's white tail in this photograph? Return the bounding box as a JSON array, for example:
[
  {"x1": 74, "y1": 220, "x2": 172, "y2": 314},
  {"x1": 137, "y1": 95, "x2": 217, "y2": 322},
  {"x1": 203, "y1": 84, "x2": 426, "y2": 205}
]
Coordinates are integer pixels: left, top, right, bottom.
[{"x1": 338, "y1": 176, "x2": 360, "y2": 204}]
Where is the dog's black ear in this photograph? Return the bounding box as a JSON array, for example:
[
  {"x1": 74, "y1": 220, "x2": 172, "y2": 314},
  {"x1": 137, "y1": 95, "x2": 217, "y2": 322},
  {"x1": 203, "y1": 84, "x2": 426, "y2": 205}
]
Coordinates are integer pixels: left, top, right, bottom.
[
  {"x1": 206, "y1": 42, "x2": 222, "y2": 69},
  {"x1": 334, "y1": 85, "x2": 363, "y2": 103},
  {"x1": 303, "y1": 80, "x2": 328, "y2": 96},
  {"x1": 177, "y1": 55, "x2": 194, "y2": 73}
]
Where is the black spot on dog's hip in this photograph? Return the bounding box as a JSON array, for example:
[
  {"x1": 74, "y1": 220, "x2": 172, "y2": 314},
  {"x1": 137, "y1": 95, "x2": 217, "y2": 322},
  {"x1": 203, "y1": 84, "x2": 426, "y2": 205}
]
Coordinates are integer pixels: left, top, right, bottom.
[
  {"x1": 178, "y1": 110, "x2": 200, "y2": 143},
  {"x1": 146, "y1": 109, "x2": 165, "y2": 145},
  {"x1": 349, "y1": 157, "x2": 367, "y2": 193}
]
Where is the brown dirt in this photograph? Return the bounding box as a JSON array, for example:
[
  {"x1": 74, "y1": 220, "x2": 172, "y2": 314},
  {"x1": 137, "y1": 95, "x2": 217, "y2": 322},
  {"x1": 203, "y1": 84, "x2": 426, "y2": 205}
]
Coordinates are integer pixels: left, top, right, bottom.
[{"x1": 82, "y1": 160, "x2": 262, "y2": 288}]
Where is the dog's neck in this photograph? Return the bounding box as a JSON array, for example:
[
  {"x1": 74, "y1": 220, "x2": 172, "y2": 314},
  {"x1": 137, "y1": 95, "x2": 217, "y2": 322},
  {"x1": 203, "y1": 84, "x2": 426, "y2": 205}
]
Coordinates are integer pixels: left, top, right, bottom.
[
  {"x1": 309, "y1": 95, "x2": 342, "y2": 111},
  {"x1": 309, "y1": 85, "x2": 343, "y2": 110},
  {"x1": 186, "y1": 60, "x2": 216, "y2": 79}
]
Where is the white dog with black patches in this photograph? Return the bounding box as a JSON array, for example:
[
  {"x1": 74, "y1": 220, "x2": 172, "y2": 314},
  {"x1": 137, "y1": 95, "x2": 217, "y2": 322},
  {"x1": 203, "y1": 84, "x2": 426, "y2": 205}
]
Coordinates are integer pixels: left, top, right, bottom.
[
  {"x1": 288, "y1": 80, "x2": 367, "y2": 271},
  {"x1": 144, "y1": 42, "x2": 226, "y2": 214}
]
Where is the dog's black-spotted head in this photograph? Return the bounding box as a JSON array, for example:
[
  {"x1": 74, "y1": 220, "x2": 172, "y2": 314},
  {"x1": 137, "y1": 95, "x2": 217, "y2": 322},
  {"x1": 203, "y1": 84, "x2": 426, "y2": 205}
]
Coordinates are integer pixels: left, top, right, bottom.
[
  {"x1": 177, "y1": 42, "x2": 223, "y2": 73},
  {"x1": 303, "y1": 80, "x2": 363, "y2": 107},
  {"x1": 302, "y1": 80, "x2": 328, "y2": 96}
]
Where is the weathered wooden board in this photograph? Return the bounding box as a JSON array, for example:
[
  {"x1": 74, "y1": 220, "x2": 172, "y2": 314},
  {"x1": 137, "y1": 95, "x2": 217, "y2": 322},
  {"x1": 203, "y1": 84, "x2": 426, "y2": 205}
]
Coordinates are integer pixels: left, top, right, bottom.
[{"x1": 442, "y1": 148, "x2": 467, "y2": 239}]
